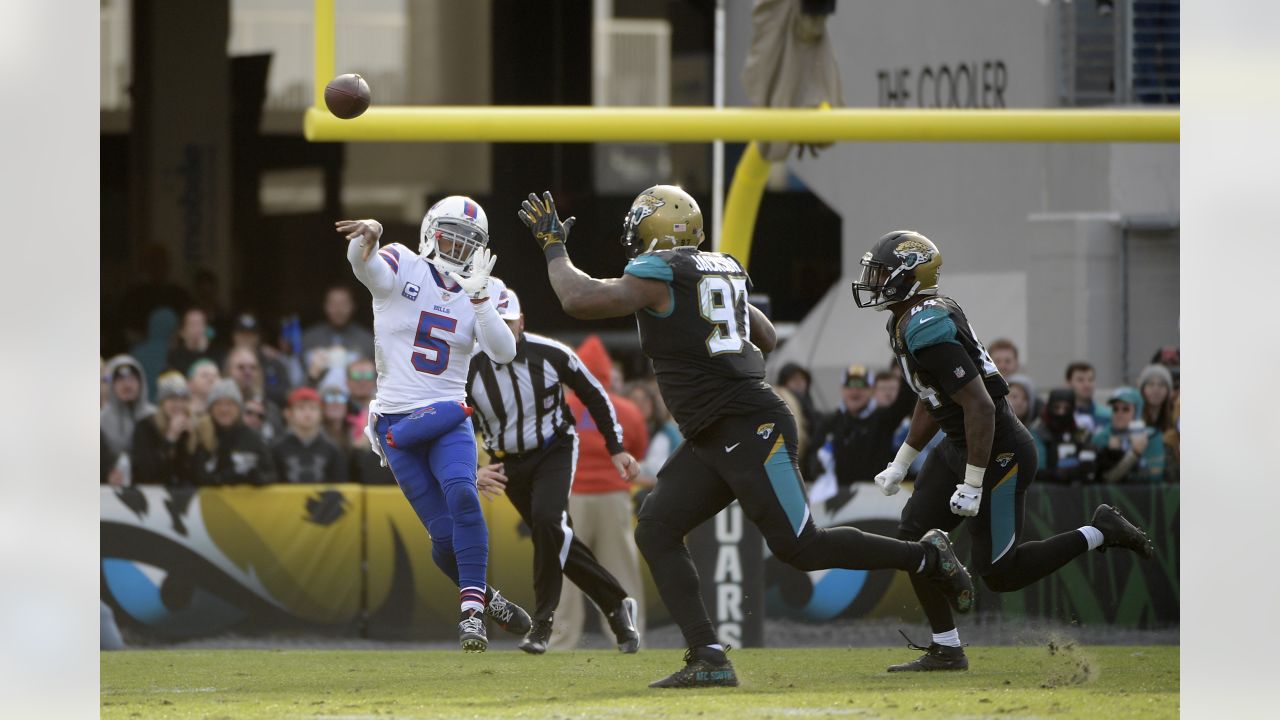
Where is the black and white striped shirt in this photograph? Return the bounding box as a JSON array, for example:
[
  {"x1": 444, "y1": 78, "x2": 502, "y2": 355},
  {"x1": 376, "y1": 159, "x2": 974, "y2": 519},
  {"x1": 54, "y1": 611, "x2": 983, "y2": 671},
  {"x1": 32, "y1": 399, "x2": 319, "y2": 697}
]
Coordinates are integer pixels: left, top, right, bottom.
[{"x1": 467, "y1": 332, "x2": 624, "y2": 457}]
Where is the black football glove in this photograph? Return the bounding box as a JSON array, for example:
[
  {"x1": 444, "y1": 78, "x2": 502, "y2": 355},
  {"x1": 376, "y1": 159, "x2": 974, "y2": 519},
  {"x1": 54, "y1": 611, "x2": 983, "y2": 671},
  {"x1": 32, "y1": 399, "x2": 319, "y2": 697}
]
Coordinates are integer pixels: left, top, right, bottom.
[{"x1": 519, "y1": 191, "x2": 577, "y2": 251}]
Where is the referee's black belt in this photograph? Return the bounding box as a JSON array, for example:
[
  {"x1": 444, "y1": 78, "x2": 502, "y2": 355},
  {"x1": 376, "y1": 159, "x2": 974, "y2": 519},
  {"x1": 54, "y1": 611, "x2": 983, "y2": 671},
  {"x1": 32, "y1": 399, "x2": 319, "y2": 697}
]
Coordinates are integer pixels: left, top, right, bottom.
[{"x1": 491, "y1": 431, "x2": 568, "y2": 461}]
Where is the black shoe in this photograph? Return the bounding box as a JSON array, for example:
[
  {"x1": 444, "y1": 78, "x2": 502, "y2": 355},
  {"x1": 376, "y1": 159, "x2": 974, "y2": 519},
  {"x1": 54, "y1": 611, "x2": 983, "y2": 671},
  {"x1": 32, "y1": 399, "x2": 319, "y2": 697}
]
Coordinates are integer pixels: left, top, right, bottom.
[
  {"x1": 920, "y1": 529, "x2": 975, "y2": 614},
  {"x1": 886, "y1": 633, "x2": 969, "y2": 672},
  {"x1": 486, "y1": 588, "x2": 532, "y2": 635},
  {"x1": 459, "y1": 609, "x2": 488, "y2": 653},
  {"x1": 606, "y1": 597, "x2": 640, "y2": 654},
  {"x1": 649, "y1": 646, "x2": 738, "y2": 688},
  {"x1": 1091, "y1": 504, "x2": 1155, "y2": 559},
  {"x1": 518, "y1": 616, "x2": 553, "y2": 655}
]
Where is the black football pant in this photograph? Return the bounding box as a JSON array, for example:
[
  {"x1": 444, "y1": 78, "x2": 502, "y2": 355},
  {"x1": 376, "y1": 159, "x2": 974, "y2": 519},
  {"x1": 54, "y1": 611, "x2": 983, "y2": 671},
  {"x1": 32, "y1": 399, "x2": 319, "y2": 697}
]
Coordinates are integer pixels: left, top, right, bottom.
[
  {"x1": 899, "y1": 430, "x2": 1088, "y2": 634},
  {"x1": 635, "y1": 403, "x2": 927, "y2": 649},
  {"x1": 501, "y1": 433, "x2": 629, "y2": 622}
]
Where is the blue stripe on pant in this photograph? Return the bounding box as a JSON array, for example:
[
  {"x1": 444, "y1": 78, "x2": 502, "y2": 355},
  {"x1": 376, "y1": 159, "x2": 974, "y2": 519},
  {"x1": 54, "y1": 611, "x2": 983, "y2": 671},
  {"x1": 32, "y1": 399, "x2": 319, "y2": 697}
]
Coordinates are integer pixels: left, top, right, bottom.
[
  {"x1": 988, "y1": 465, "x2": 1019, "y2": 565},
  {"x1": 376, "y1": 412, "x2": 488, "y2": 595}
]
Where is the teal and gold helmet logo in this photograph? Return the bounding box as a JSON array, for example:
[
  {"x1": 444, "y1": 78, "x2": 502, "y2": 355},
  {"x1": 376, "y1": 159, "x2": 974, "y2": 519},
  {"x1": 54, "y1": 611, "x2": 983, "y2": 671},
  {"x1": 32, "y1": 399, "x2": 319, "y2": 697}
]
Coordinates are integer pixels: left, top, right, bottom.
[
  {"x1": 893, "y1": 238, "x2": 935, "y2": 270},
  {"x1": 756, "y1": 423, "x2": 775, "y2": 440},
  {"x1": 995, "y1": 452, "x2": 1015, "y2": 468},
  {"x1": 625, "y1": 192, "x2": 665, "y2": 233}
]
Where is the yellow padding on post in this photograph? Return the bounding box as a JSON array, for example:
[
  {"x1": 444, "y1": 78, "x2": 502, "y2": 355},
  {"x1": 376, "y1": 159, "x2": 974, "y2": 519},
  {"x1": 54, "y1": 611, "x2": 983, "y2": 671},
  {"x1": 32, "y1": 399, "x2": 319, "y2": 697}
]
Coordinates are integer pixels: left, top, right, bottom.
[{"x1": 719, "y1": 142, "x2": 772, "y2": 269}]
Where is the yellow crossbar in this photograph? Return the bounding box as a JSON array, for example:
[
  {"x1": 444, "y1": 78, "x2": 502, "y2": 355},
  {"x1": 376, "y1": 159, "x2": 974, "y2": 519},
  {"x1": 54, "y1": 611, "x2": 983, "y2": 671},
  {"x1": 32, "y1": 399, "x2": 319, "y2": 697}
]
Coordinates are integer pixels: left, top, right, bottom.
[{"x1": 303, "y1": 106, "x2": 1178, "y2": 143}]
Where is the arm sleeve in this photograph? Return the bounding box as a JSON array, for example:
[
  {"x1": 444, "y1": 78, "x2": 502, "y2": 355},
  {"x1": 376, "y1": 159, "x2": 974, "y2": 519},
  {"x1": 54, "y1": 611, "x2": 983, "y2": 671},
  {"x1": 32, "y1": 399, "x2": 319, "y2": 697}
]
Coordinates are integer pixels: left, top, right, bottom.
[
  {"x1": 557, "y1": 349, "x2": 626, "y2": 455},
  {"x1": 472, "y1": 300, "x2": 516, "y2": 364},
  {"x1": 347, "y1": 239, "x2": 399, "y2": 301}
]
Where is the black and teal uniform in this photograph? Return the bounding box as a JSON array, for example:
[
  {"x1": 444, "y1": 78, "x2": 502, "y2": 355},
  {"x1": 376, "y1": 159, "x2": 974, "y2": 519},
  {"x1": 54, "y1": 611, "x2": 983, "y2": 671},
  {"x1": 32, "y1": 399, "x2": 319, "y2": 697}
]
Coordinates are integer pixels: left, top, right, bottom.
[
  {"x1": 626, "y1": 247, "x2": 928, "y2": 649},
  {"x1": 888, "y1": 294, "x2": 1087, "y2": 633}
]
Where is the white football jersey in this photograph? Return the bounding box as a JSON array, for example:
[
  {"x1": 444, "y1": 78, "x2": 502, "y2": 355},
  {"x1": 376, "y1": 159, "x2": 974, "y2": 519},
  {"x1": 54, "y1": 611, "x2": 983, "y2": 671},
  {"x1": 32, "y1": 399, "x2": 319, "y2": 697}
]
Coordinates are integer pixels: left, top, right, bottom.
[{"x1": 367, "y1": 243, "x2": 508, "y2": 414}]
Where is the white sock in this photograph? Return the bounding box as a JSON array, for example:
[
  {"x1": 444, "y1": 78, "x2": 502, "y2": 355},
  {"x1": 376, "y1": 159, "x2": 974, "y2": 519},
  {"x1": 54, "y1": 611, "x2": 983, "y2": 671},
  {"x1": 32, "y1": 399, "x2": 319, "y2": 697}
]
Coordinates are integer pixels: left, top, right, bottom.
[
  {"x1": 1078, "y1": 526, "x2": 1104, "y2": 551},
  {"x1": 932, "y1": 629, "x2": 961, "y2": 648},
  {"x1": 707, "y1": 644, "x2": 724, "y2": 652}
]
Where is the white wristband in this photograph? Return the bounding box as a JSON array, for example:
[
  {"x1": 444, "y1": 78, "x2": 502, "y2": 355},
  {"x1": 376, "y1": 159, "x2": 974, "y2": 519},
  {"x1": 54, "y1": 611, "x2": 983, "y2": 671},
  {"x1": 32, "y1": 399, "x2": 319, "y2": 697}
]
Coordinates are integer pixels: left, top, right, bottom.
[
  {"x1": 964, "y1": 464, "x2": 986, "y2": 488},
  {"x1": 892, "y1": 443, "x2": 921, "y2": 469}
]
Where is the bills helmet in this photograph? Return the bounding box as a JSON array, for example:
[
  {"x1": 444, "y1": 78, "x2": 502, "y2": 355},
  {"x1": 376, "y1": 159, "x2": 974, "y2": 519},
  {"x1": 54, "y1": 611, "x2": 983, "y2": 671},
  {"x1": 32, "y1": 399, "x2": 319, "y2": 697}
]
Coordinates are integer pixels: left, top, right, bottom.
[{"x1": 420, "y1": 196, "x2": 489, "y2": 274}]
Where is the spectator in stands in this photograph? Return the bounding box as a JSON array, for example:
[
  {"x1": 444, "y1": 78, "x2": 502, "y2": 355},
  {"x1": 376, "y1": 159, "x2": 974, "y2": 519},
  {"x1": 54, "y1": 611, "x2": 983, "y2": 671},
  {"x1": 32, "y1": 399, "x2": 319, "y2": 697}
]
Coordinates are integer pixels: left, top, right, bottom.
[
  {"x1": 186, "y1": 358, "x2": 220, "y2": 415},
  {"x1": 130, "y1": 307, "x2": 179, "y2": 399},
  {"x1": 1005, "y1": 374, "x2": 1047, "y2": 470},
  {"x1": 302, "y1": 285, "x2": 375, "y2": 363},
  {"x1": 166, "y1": 307, "x2": 219, "y2": 377},
  {"x1": 809, "y1": 363, "x2": 915, "y2": 489},
  {"x1": 192, "y1": 268, "x2": 230, "y2": 342},
  {"x1": 1065, "y1": 360, "x2": 1111, "y2": 434},
  {"x1": 319, "y1": 384, "x2": 355, "y2": 452},
  {"x1": 873, "y1": 368, "x2": 901, "y2": 408},
  {"x1": 271, "y1": 387, "x2": 348, "y2": 483},
  {"x1": 102, "y1": 432, "x2": 122, "y2": 486},
  {"x1": 130, "y1": 371, "x2": 195, "y2": 486},
  {"x1": 191, "y1": 379, "x2": 277, "y2": 485},
  {"x1": 550, "y1": 335, "x2": 650, "y2": 651},
  {"x1": 225, "y1": 346, "x2": 285, "y2": 443},
  {"x1": 624, "y1": 380, "x2": 681, "y2": 494},
  {"x1": 101, "y1": 355, "x2": 155, "y2": 457},
  {"x1": 1034, "y1": 388, "x2": 1097, "y2": 483},
  {"x1": 987, "y1": 338, "x2": 1021, "y2": 378},
  {"x1": 100, "y1": 358, "x2": 109, "y2": 409},
  {"x1": 230, "y1": 312, "x2": 292, "y2": 409},
  {"x1": 1092, "y1": 386, "x2": 1165, "y2": 483},
  {"x1": 1137, "y1": 363, "x2": 1179, "y2": 482},
  {"x1": 775, "y1": 363, "x2": 821, "y2": 468}
]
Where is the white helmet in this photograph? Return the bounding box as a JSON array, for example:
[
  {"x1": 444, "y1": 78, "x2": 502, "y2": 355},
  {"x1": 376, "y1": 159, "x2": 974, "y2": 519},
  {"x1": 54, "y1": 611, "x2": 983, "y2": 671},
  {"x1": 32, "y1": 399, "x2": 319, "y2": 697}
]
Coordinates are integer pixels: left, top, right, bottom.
[{"x1": 419, "y1": 195, "x2": 489, "y2": 274}]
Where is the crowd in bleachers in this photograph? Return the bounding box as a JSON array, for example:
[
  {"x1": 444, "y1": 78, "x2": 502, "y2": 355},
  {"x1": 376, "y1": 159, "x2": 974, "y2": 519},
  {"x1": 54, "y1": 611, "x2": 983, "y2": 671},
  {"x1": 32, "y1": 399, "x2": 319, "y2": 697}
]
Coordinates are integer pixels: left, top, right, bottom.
[{"x1": 785, "y1": 341, "x2": 1180, "y2": 498}]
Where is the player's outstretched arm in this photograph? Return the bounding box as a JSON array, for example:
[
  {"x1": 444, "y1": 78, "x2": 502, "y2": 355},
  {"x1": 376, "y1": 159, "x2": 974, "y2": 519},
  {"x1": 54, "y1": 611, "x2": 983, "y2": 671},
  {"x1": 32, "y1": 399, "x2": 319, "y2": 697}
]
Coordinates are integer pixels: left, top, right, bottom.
[
  {"x1": 518, "y1": 190, "x2": 668, "y2": 319},
  {"x1": 337, "y1": 218, "x2": 395, "y2": 299}
]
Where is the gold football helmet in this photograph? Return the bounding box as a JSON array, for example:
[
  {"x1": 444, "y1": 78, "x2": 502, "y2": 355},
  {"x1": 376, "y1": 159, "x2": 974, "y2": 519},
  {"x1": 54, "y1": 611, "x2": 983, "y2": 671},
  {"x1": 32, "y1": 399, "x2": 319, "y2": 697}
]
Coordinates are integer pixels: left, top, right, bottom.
[{"x1": 620, "y1": 185, "x2": 705, "y2": 258}]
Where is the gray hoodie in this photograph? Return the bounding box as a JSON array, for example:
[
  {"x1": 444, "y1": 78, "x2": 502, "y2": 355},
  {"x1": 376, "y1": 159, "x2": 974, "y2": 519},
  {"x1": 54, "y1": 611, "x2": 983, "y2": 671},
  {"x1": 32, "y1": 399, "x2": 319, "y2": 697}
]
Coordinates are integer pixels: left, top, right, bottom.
[{"x1": 101, "y1": 355, "x2": 155, "y2": 455}]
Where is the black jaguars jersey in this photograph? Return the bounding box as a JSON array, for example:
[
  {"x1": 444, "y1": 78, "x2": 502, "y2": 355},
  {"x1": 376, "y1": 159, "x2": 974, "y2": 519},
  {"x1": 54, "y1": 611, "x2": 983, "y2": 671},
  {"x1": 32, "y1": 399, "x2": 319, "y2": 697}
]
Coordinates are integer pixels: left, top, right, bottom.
[
  {"x1": 624, "y1": 247, "x2": 782, "y2": 438},
  {"x1": 888, "y1": 295, "x2": 1016, "y2": 444}
]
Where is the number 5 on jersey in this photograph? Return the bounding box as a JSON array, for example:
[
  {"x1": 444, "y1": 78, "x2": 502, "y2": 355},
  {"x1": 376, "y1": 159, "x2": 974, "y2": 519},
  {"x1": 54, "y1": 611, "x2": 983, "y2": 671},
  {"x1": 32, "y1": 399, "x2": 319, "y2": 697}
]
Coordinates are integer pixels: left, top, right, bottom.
[{"x1": 413, "y1": 311, "x2": 457, "y2": 375}]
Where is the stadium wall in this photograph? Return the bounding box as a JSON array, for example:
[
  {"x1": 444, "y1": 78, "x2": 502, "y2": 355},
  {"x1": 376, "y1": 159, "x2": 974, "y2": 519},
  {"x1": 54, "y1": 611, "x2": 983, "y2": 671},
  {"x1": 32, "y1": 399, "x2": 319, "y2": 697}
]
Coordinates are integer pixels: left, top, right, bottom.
[{"x1": 100, "y1": 483, "x2": 1178, "y2": 641}]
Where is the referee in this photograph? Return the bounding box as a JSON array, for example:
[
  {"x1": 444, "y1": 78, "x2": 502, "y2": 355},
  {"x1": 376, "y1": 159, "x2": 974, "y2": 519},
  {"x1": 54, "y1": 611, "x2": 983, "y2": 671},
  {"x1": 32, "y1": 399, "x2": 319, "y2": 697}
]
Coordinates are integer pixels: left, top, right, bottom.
[{"x1": 467, "y1": 286, "x2": 642, "y2": 655}]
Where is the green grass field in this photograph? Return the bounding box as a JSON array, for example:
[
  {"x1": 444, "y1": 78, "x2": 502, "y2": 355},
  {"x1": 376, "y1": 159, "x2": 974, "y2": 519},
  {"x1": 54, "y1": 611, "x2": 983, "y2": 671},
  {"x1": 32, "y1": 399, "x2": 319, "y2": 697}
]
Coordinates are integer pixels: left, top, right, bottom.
[{"x1": 102, "y1": 645, "x2": 1178, "y2": 719}]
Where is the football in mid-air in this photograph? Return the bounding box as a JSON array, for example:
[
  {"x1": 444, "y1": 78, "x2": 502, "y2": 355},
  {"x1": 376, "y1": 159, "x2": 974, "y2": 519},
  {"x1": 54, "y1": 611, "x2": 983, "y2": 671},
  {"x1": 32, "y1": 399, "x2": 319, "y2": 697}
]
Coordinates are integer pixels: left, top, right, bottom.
[{"x1": 324, "y1": 73, "x2": 371, "y2": 119}]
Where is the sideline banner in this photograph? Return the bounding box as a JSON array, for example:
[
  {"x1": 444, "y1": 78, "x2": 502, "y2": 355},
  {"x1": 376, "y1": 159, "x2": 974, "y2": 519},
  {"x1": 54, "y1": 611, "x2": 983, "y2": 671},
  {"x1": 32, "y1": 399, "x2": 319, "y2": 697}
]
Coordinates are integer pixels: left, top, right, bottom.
[{"x1": 101, "y1": 482, "x2": 1178, "y2": 640}]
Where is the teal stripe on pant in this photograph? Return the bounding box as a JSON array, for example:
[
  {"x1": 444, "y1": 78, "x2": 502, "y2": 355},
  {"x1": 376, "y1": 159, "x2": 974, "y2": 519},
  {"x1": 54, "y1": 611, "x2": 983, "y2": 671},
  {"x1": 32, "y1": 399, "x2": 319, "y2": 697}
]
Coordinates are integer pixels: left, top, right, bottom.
[
  {"x1": 990, "y1": 465, "x2": 1018, "y2": 564},
  {"x1": 763, "y1": 436, "x2": 808, "y2": 536}
]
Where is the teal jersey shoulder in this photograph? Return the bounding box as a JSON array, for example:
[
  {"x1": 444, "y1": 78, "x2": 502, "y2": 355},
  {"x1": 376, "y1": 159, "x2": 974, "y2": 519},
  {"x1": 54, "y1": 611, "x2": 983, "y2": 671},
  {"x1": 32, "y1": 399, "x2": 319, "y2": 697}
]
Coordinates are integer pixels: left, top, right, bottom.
[
  {"x1": 623, "y1": 253, "x2": 674, "y2": 282},
  {"x1": 902, "y1": 305, "x2": 959, "y2": 353}
]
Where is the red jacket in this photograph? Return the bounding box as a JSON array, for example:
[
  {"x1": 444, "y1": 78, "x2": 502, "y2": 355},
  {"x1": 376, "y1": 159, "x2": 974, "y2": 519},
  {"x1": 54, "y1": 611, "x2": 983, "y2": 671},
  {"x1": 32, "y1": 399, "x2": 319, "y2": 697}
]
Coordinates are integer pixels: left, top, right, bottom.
[{"x1": 567, "y1": 335, "x2": 649, "y2": 494}]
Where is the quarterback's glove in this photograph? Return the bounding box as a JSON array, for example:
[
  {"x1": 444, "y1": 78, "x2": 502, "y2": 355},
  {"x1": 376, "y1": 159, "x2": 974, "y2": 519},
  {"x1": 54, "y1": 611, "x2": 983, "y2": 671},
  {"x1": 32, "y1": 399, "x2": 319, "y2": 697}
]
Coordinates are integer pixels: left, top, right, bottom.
[
  {"x1": 948, "y1": 464, "x2": 986, "y2": 517},
  {"x1": 875, "y1": 443, "x2": 921, "y2": 496},
  {"x1": 519, "y1": 191, "x2": 577, "y2": 251},
  {"x1": 446, "y1": 247, "x2": 497, "y2": 301}
]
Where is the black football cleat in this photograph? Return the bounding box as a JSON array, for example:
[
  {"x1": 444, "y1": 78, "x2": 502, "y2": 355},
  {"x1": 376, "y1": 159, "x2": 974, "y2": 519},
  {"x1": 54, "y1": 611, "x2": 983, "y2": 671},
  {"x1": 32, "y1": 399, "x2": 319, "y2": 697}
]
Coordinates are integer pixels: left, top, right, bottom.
[
  {"x1": 887, "y1": 634, "x2": 969, "y2": 672},
  {"x1": 518, "y1": 616, "x2": 553, "y2": 655},
  {"x1": 920, "y1": 529, "x2": 975, "y2": 614},
  {"x1": 1091, "y1": 504, "x2": 1155, "y2": 559},
  {"x1": 606, "y1": 597, "x2": 640, "y2": 654},
  {"x1": 486, "y1": 588, "x2": 532, "y2": 635},
  {"x1": 459, "y1": 609, "x2": 488, "y2": 653},
  {"x1": 649, "y1": 647, "x2": 738, "y2": 688}
]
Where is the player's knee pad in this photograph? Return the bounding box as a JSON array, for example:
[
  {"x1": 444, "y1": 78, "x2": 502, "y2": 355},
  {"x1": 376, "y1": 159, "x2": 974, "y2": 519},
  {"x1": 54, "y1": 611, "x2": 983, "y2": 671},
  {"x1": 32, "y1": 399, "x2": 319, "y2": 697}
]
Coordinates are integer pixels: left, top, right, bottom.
[
  {"x1": 442, "y1": 481, "x2": 484, "y2": 527},
  {"x1": 634, "y1": 517, "x2": 679, "y2": 557}
]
